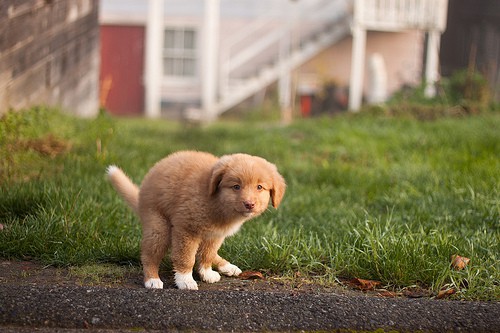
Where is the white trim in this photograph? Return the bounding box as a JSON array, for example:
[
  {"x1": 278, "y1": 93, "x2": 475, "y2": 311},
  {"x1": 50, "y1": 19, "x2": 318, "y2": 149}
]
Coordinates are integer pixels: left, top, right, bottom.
[
  {"x1": 100, "y1": 15, "x2": 146, "y2": 26},
  {"x1": 201, "y1": 0, "x2": 220, "y2": 121}
]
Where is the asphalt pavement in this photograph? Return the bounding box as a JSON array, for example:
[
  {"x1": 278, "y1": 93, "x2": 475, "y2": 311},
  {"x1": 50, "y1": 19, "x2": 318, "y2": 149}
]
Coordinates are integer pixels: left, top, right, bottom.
[{"x1": 1, "y1": 284, "x2": 499, "y2": 332}]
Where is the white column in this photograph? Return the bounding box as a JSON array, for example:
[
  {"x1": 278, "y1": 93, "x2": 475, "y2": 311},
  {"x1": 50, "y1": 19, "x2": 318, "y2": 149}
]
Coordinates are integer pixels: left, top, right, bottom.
[
  {"x1": 144, "y1": 0, "x2": 163, "y2": 118},
  {"x1": 424, "y1": 30, "x2": 441, "y2": 98},
  {"x1": 279, "y1": 57, "x2": 292, "y2": 123},
  {"x1": 202, "y1": 0, "x2": 220, "y2": 122},
  {"x1": 279, "y1": 0, "x2": 298, "y2": 124},
  {"x1": 279, "y1": 28, "x2": 292, "y2": 124},
  {"x1": 348, "y1": 25, "x2": 366, "y2": 112}
]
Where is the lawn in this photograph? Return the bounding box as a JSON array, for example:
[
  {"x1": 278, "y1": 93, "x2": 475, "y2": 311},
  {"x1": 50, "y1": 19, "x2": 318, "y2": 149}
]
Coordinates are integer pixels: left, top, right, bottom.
[{"x1": 1, "y1": 107, "x2": 499, "y2": 300}]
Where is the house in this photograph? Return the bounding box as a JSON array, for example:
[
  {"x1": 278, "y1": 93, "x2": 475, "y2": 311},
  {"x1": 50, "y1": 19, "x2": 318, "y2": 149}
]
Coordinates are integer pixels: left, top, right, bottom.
[{"x1": 99, "y1": 0, "x2": 448, "y2": 120}]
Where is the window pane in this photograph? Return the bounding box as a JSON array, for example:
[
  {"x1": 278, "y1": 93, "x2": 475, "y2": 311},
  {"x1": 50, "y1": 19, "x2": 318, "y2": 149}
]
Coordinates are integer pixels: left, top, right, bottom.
[
  {"x1": 184, "y1": 30, "x2": 195, "y2": 50},
  {"x1": 173, "y1": 58, "x2": 183, "y2": 76},
  {"x1": 183, "y1": 58, "x2": 195, "y2": 76},
  {"x1": 174, "y1": 30, "x2": 183, "y2": 49},
  {"x1": 164, "y1": 30, "x2": 175, "y2": 49},
  {"x1": 164, "y1": 58, "x2": 175, "y2": 75}
]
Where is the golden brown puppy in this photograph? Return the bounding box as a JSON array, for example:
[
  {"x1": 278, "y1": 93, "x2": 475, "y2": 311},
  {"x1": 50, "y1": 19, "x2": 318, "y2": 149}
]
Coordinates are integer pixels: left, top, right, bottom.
[{"x1": 107, "y1": 151, "x2": 286, "y2": 290}]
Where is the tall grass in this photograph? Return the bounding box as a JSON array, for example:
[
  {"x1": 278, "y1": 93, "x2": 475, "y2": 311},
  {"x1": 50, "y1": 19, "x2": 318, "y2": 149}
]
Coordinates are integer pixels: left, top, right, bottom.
[{"x1": 1, "y1": 107, "x2": 498, "y2": 300}]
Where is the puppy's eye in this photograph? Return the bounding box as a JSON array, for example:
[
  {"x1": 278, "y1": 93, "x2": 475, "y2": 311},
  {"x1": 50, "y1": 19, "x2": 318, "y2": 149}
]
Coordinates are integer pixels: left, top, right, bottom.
[
  {"x1": 232, "y1": 184, "x2": 241, "y2": 190},
  {"x1": 257, "y1": 185, "x2": 263, "y2": 191}
]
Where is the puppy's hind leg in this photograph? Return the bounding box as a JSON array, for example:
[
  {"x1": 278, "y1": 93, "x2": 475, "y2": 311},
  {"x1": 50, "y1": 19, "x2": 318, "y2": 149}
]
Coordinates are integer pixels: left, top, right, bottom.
[
  {"x1": 140, "y1": 212, "x2": 170, "y2": 289},
  {"x1": 198, "y1": 237, "x2": 242, "y2": 279},
  {"x1": 216, "y1": 257, "x2": 242, "y2": 277}
]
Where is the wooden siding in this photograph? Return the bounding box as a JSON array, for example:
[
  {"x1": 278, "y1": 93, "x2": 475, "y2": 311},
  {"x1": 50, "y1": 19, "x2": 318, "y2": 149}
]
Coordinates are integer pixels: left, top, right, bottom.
[{"x1": 0, "y1": 0, "x2": 100, "y2": 116}]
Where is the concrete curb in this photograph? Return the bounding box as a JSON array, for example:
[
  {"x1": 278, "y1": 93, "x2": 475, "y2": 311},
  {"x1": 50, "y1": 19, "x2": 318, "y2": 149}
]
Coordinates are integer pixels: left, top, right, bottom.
[{"x1": 1, "y1": 285, "x2": 500, "y2": 332}]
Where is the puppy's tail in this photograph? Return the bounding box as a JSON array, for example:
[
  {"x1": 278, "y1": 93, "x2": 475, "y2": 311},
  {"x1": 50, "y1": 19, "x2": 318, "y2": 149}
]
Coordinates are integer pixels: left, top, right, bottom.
[{"x1": 106, "y1": 165, "x2": 139, "y2": 214}]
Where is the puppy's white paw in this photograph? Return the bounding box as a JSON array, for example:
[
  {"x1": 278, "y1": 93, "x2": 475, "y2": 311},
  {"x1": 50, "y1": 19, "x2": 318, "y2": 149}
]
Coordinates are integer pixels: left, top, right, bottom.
[
  {"x1": 199, "y1": 267, "x2": 221, "y2": 284},
  {"x1": 144, "y1": 278, "x2": 164, "y2": 289},
  {"x1": 174, "y1": 272, "x2": 198, "y2": 290},
  {"x1": 218, "y1": 263, "x2": 242, "y2": 277}
]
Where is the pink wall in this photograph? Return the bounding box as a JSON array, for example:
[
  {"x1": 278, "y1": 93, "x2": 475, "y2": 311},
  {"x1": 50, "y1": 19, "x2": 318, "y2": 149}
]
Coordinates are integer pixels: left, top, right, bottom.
[{"x1": 298, "y1": 30, "x2": 424, "y2": 97}]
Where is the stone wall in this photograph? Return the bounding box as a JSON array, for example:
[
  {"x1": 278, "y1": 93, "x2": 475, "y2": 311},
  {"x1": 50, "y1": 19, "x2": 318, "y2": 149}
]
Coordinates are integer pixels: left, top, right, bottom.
[{"x1": 0, "y1": 0, "x2": 99, "y2": 117}]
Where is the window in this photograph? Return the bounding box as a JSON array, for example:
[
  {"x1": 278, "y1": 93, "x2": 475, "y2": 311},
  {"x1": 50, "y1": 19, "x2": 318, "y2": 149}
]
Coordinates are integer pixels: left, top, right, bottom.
[{"x1": 163, "y1": 27, "x2": 197, "y2": 78}]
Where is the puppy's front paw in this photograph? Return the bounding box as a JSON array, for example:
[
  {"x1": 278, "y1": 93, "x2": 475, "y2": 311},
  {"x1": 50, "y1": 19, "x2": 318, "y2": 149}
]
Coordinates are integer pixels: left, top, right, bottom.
[
  {"x1": 174, "y1": 272, "x2": 199, "y2": 290},
  {"x1": 199, "y1": 267, "x2": 221, "y2": 284},
  {"x1": 218, "y1": 263, "x2": 242, "y2": 277},
  {"x1": 144, "y1": 278, "x2": 164, "y2": 289}
]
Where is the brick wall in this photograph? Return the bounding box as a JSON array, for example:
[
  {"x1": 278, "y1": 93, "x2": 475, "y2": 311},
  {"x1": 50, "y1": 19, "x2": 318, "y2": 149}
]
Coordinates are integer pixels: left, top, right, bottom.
[{"x1": 0, "y1": 0, "x2": 99, "y2": 117}]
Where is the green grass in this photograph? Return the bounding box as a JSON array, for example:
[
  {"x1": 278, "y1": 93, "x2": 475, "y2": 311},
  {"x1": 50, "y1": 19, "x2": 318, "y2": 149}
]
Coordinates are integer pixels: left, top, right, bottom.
[{"x1": 1, "y1": 107, "x2": 499, "y2": 300}]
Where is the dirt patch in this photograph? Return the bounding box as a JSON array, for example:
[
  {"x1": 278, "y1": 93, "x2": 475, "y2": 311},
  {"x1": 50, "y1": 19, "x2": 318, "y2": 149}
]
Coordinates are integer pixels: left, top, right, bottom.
[
  {"x1": 1, "y1": 133, "x2": 70, "y2": 183},
  {"x1": 1, "y1": 260, "x2": 438, "y2": 300},
  {"x1": 0, "y1": 260, "x2": 363, "y2": 295},
  {"x1": 20, "y1": 134, "x2": 70, "y2": 157},
  {"x1": 3, "y1": 133, "x2": 70, "y2": 158}
]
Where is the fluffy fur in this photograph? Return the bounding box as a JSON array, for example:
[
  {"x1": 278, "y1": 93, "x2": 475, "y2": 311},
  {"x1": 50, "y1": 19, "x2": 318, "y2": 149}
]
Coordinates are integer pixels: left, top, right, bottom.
[{"x1": 107, "y1": 151, "x2": 286, "y2": 290}]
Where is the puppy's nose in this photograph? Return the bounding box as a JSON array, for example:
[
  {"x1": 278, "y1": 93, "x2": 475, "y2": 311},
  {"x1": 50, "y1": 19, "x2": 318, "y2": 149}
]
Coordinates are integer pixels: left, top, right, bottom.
[{"x1": 244, "y1": 201, "x2": 255, "y2": 210}]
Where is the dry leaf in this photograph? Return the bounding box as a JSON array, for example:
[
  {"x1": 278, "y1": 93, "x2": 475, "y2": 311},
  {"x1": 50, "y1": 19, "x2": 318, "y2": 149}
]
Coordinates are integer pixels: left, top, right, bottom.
[
  {"x1": 378, "y1": 290, "x2": 401, "y2": 298},
  {"x1": 451, "y1": 254, "x2": 470, "y2": 270},
  {"x1": 349, "y1": 278, "x2": 381, "y2": 291},
  {"x1": 239, "y1": 271, "x2": 265, "y2": 280},
  {"x1": 402, "y1": 287, "x2": 432, "y2": 298},
  {"x1": 437, "y1": 288, "x2": 456, "y2": 299}
]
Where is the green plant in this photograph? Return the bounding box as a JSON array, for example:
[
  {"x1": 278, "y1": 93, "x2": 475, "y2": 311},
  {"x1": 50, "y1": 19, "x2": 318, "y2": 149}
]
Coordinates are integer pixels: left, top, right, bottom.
[{"x1": 444, "y1": 69, "x2": 491, "y2": 106}]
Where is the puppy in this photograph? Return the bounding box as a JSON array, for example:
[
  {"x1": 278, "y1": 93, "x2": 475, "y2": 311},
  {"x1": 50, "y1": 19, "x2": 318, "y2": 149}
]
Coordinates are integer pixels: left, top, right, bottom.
[{"x1": 107, "y1": 151, "x2": 286, "y2": 290}]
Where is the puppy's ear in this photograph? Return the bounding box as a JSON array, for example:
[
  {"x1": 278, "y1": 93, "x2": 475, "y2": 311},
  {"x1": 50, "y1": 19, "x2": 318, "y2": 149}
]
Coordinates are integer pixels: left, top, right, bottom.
[
  {"x1": 209, "y1": 158, "x2": 228, "y2": 195},
  {"x1": 270, "y1": 167, "x2": 286, "y2": 208}
]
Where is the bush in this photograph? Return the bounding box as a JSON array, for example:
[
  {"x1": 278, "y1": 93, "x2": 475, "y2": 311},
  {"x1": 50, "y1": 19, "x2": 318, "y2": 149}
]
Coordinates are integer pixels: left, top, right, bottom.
[
  {"x1": 364, "y1": 69, "x2": 497, "y2": 120},
  {"x1": 444, "y1": 69, "x2": 491, "y2": 106}
]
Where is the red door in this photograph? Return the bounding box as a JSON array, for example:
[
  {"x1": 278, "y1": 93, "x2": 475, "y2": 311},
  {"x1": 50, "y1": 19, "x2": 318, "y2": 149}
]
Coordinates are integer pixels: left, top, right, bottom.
[{"x1": 100, "y1": 25, "x2": 145, "y2": 115}]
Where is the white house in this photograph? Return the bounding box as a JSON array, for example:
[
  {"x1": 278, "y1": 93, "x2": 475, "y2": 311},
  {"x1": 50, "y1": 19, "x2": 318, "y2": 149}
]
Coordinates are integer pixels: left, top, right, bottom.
[{"x1": 99, "y1": 0, "x2": 448, "y2": 120}]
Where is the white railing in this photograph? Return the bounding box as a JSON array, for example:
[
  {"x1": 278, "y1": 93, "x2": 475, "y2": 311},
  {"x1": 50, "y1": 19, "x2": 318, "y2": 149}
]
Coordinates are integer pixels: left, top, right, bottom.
[{"x1": 355, "y1": 0, "x2": 448, "y2": 32}]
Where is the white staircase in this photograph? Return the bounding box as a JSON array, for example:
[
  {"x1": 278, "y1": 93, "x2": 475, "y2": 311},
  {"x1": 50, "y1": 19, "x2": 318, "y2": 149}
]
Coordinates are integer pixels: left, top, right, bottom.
[{"x1": 215, "y1": 0, "x2": 353, "y2": 115}]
